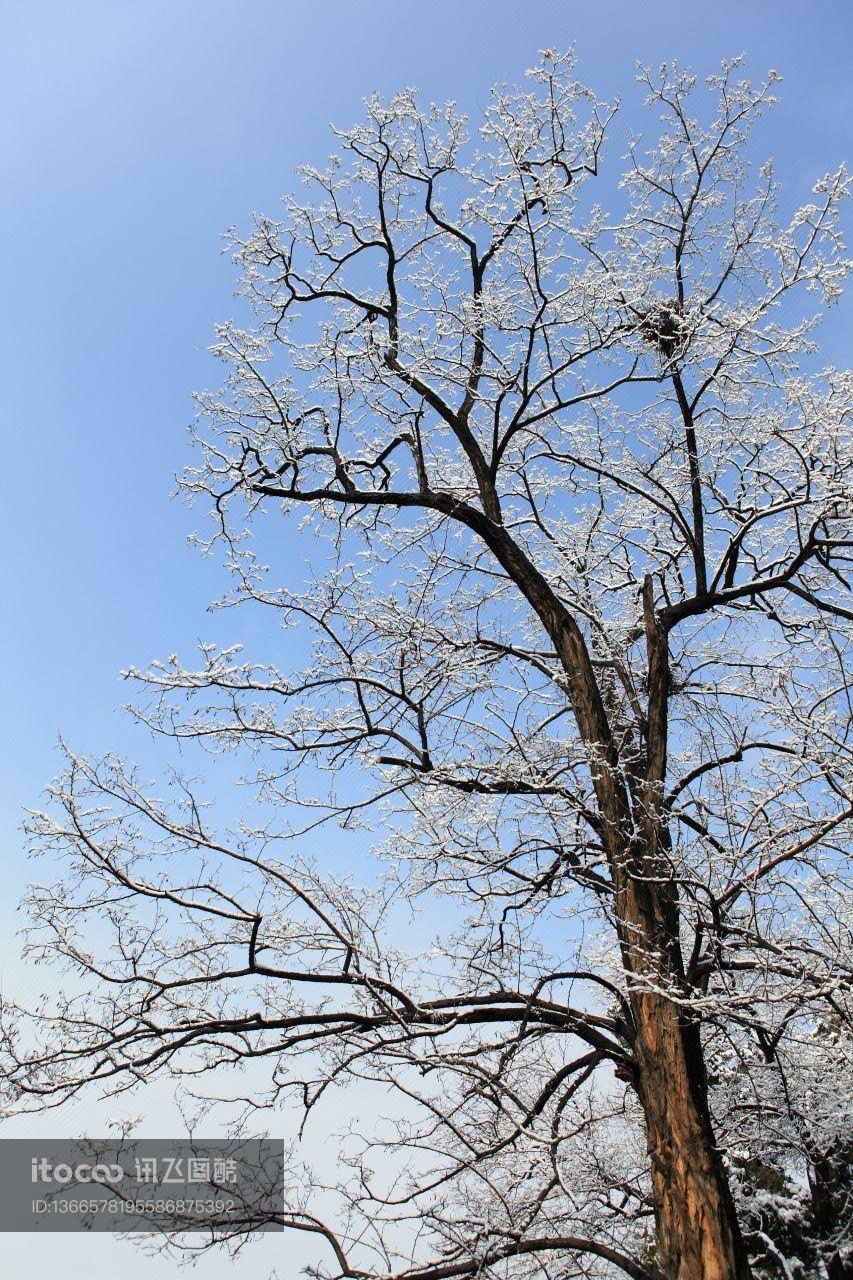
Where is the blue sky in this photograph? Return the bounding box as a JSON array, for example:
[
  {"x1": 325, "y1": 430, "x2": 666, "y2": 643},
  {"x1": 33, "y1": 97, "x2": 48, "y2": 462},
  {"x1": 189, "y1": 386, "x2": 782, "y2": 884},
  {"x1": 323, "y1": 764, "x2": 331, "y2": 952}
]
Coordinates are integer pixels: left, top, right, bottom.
[{"x1": 1, "y1": 2, "x2": 851, "y2": 1275}]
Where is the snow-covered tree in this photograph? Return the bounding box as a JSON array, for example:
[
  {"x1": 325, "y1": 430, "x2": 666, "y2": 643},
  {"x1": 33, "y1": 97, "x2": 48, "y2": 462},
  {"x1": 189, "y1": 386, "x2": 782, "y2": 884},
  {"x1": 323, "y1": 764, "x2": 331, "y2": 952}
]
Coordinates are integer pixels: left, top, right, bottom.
[
  {"x1": 708, "y1": 1000, "x2": 853, "y2": 1280},
  {"x1": 3, "y1": 52, "x2": 851, "y2": 1280}
]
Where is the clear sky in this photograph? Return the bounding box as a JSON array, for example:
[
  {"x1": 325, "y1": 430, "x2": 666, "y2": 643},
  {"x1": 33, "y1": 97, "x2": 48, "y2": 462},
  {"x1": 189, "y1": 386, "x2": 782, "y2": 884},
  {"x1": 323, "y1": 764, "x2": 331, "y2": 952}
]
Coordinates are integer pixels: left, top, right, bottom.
[{"x1": 1, "y1": 2, "x2": 851, "y2": 1275}]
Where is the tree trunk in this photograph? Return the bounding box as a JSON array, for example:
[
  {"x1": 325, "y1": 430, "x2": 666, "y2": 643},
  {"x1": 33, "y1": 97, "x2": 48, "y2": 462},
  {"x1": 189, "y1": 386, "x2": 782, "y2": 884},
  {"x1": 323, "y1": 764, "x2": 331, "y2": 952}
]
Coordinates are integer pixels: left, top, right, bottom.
[
  {"x1": 615, "y1": 580, "x2": 751, "y2": 1280},
  {"x1": 632, "y1": 986, "x2": 752, "y2": 1280},
  {"x1": 612, "y1": 835, "x2": 751, "y2": 1280},
  {"x1": 508, "y1": 556, "x2": 752, "y2": 1278}
]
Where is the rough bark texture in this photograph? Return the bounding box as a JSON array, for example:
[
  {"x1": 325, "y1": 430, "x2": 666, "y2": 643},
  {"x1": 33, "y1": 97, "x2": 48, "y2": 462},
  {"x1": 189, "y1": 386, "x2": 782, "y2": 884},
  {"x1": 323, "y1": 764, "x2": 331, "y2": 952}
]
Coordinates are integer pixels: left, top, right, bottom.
[
  {"x1": 611, "y1": 843, "x2": 751, "y2": 1280},
  {"x1": 633, "y1": 990, "x2": 751, "y2": 1280}
]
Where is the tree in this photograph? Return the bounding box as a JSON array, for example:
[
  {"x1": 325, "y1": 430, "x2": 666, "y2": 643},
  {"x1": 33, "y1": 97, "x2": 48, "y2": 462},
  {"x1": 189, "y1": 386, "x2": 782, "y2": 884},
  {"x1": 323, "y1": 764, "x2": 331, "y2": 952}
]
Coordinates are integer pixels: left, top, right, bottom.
[
  {"x1": 3, "y1": 51, "x2": 851, "y2": 1280},
  {"x1": 708, "y1": 1002, "x2": 853, "y2": 1280}
]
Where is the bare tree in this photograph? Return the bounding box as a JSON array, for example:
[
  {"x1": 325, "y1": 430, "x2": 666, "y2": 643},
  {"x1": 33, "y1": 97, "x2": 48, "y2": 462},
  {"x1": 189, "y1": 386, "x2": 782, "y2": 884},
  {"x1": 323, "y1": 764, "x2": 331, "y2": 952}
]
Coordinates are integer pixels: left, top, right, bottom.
[{"x1": 3, "y1": 52, "x2": 852, "y2": 1280}]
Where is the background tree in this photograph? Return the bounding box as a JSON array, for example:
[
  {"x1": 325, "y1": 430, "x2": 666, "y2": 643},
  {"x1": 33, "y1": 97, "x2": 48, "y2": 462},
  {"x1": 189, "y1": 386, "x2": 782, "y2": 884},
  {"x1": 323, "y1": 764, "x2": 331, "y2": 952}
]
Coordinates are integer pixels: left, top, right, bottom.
[
  {"x1": 2, "y1": 52, "x2": 851, "y2": 1280},
  {"x1": 708, "y1": 1000, "x2": 853, "y2": 1280}
]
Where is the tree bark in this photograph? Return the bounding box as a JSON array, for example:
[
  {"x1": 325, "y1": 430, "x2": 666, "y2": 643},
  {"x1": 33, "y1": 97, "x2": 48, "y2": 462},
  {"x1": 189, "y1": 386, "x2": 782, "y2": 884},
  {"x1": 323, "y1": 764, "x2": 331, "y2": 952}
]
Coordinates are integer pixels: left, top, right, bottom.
[
  {"x1": 632, "y1": 984, "x2": 752, "y2": 1280},
  {"x1": 608, "y1": 821, "x2": 751, "y2": 1280}
]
